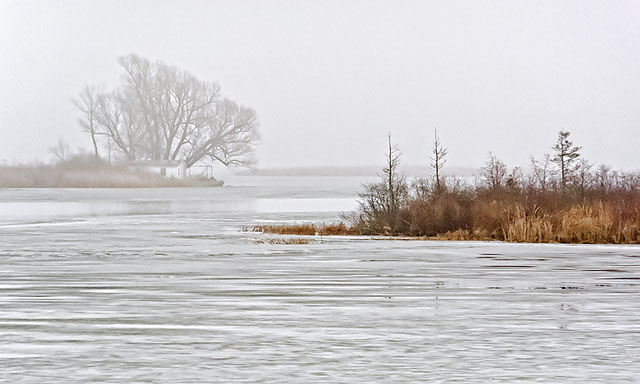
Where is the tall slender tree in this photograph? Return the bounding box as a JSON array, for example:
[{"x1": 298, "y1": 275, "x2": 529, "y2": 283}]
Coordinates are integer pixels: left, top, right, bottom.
[
  {"x1": 552, "y1": 130, "x2": 581, "y2": 193},
  {"x1": 430, "y1": 128, "x2": 448, "y2": 192},
  {"x1": 74, "y1": 85, "x2": 100, "y2": 157},
  {"x1": 384, "y1": 133, "x2": 402, "y2": 216}
]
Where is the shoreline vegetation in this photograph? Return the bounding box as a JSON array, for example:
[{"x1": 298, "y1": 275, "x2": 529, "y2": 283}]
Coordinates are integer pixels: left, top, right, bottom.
[
  {"x1": 0, "y1": 54, "x2": 258, "y2": 189},
  {"x1": 250, "y1": 206, "x2": 640, "y2": 244},
  {"x1": 0, "y1": 155, "x2": 222, "y2": 188},
  {"x1": 247, "y1": 223, "x2": 356, "y2": 237},
  {"x1": 250, "y1": 131, "x2": 640, "y2": 245}
]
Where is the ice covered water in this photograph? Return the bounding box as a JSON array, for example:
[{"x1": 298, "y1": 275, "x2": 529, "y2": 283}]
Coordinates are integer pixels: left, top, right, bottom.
[{"x1": 1, "y1": 176, "x2": 639, "y2": 383}]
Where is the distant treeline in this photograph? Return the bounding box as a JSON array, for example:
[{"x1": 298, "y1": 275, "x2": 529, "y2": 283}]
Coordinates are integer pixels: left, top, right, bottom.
[
  {"x1": 0, "y1": 155, "x2": 221, "y2": 188},
  {"x1": 344, "y1": 131, "x2": 640, "y2": 243},
  {"x1": 236, "y1": 165, "x2": 478, "y2": 177}
]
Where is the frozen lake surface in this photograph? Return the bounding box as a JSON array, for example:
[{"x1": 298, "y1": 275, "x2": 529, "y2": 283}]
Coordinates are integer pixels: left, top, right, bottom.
[{"x1": 1, "y1": 176, "x2": 639, "y2": 383}]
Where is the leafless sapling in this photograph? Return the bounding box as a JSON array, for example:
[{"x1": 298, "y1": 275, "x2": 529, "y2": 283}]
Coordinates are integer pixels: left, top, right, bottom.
[
  {"x1": 48, "y1": 138, "x2": 70, "y2": 162},
  {"x1": 530, "y1": 154, "x2": 555, "y2": 191},
  {"x1": 481, "y1": 152, "x2": 507, "y2": 190},
  {"x1": 73, "y1": 85, "x2": 100, "y2": 157},
  {"x1": 430, "y1": 128, "x2": 448, "y2": 192}
]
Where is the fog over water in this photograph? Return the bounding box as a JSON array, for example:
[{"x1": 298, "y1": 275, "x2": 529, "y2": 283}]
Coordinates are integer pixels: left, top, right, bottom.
[{"x1": 1, "y1": 0, "x2": 640, "y2": 169}]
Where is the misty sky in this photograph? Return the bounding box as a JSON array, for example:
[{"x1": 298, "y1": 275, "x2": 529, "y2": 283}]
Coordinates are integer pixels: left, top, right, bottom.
[{"x1": 1, "y1": 0, "x2": 639, "y2": 170}]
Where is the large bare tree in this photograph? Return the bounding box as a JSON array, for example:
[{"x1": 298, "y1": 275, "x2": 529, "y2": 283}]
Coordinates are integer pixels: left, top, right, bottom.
[{"x1": 76, "y1": 54, "x2": 259, "y2": 167}]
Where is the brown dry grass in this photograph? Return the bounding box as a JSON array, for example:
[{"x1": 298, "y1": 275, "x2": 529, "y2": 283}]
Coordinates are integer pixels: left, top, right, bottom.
[
  {"x1": 427, "y1": 202, "x2": 639, "y2": 244},
  {"x1": 433, "y1": 229, "x2": 493, "y2": 241},
  {"x1": 250, "y1": 199, "x2": 640, "y2": 244},
  {"x1": 248, "y1": 222, "x2": 356, "y2": 236},
  {"x1": 0, "y1": 156, "x2": 222, "y2": 188},
  {"x1": 500, "y1": 203, "x2": 640, "y2": 244},
  {"x1": 255, "y1": 238, "x2": 312, "y2": 244}
]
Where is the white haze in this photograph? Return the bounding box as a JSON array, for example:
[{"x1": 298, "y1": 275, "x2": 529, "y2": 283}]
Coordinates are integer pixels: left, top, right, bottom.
[{"x1": 1, "y1": 0, "x2": 639, "y2": 170}]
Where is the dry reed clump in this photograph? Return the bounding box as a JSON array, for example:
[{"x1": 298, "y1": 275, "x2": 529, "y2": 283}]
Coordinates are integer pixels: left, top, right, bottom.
[
  {"x1": 496, "y1": 202, "x2": 640, "y2": 244},
  {"x1": 255, "y1": 238, "x2": 312, "y2": 244},
  {"x1": 249, "y1": 223, "x2": 355, "y2": 236},
  {"x1": 435, "y1": 229, "x2": 493, "y2": 241},
  {"x1": 556, "y1": 204, "x2": 613, "y2": 243},
  {"x1": 620, "y1": 224, "x2": 640, "y2": 243},
  {"x1": 501, "y1": 206, "x2": 555, "y2": 243}
]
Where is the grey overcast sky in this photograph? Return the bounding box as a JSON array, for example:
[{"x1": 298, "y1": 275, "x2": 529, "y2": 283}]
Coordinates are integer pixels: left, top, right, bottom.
[{"x1": 1, "y1": 0, "x2": 639, "y2": 169}]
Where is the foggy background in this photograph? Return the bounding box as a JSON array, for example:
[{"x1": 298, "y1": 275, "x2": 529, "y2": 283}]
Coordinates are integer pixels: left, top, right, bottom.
[{"x1": 1, "y1": 0, "x2": 639, "y2": 170}]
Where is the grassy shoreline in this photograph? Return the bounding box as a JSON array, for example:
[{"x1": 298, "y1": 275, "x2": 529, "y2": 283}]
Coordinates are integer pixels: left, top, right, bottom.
[
  {"x1": 300, "y1": 130, "x2": 640, "y2": 246},
  {"x1": 248, "y1": 216, "x2": 640, "y2": 245},
  {"x1": 0, "y1": 157, "x2": 223, "y2": 188}
]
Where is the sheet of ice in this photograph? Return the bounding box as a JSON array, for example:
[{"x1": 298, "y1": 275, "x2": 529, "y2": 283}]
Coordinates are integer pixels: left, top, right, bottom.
[{"x1": 1, "y1": 176, "x2": 639, "y2": 383}]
